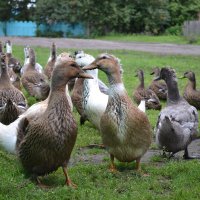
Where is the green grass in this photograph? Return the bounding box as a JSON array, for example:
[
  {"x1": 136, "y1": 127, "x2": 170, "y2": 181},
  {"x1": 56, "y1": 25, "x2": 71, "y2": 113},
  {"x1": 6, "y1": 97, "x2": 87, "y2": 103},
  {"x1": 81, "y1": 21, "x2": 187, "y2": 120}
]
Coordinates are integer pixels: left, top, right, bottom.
[
  {"x1": 96, "y1": 33, "x2": 200, "y2": 45},
  {"x1": 1, "y1": 45, "x2": 200, "y2": 199}
]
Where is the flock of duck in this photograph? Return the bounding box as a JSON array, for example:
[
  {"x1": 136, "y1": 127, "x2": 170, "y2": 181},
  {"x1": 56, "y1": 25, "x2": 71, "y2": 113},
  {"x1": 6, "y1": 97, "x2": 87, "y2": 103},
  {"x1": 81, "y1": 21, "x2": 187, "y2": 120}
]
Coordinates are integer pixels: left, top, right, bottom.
[{"x1": 0, "y1": 40, "x2": 199, "y2": 188}]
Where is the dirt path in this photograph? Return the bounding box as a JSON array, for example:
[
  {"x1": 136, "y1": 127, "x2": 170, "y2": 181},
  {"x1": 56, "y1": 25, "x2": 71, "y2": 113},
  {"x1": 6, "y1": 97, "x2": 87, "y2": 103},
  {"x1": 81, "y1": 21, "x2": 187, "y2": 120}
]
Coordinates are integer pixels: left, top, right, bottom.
[{"x1": 2, "y1": 36, "x2": 200, "y2": 55}]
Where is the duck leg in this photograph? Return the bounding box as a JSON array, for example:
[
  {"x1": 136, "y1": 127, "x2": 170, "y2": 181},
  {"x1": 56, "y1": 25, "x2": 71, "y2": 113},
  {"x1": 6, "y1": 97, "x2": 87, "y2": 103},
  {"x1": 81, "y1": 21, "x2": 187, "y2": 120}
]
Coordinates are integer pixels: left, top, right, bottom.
[
  {"x1": 109, "y1": 154, "x2": 117, "y2": 172},
  {"x1": 62, "y1": 166, "x2": 77, "y2": 188},
  {"x1": 135, "y1": 158, "x2": 141, "y2": 171},
  {"x1": 36, "y1": 177, "x2": 50, "y2": 189}
]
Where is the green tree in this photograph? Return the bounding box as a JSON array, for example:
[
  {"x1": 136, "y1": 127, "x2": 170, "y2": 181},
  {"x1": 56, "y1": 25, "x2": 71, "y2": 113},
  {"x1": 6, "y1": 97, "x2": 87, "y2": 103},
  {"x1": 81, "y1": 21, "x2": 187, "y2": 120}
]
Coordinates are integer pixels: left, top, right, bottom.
[{"x1": 0, "y1": 0, "x2": 36, "y2": 21}]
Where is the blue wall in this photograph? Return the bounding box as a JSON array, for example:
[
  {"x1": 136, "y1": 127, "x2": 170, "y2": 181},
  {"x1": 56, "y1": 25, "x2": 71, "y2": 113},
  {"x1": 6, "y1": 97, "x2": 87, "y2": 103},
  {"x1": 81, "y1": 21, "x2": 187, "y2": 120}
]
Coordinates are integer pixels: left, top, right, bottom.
[{"x1": 0, "y1": 21, "x2": 85, "y2": 37}]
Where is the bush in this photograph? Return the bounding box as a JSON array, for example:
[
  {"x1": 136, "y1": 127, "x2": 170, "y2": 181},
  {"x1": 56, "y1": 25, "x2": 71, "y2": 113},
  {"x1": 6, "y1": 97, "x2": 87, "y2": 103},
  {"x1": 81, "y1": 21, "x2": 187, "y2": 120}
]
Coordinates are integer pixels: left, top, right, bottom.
[{"x1": 165, "y1": 25, "x2": 182, "y2": 35}]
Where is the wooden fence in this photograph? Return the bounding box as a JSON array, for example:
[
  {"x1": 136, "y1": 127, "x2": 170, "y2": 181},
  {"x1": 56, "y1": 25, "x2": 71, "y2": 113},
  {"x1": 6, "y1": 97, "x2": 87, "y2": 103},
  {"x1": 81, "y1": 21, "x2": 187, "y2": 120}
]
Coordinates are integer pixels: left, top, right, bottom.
[
  {"x1": 0, "y1": 21, "x2": 85, "y2": 37},
  {"x1": 183, "y1": 20, "x2": 200, "y2": 38}
]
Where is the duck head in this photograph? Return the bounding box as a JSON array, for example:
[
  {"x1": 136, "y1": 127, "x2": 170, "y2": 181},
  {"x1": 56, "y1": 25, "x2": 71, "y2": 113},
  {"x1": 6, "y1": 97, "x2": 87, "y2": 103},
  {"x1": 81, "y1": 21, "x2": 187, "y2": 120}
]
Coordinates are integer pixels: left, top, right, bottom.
[
  {"x1": 135, "y1": 69, "x2": 144, "y2": 81},
  {"x1": 75, "y1": 50, "x2": 95, "y2": 67},
  {"x1": 82, "y1": 53, "x2": 123, "y2": 75},
  {"x1": 179, "y1": 71, "x2": 195, "y2": 82},
  {"x1": 154, "y1": 67, "x2": 176, "y2": 82},
  {"x1": 150, "y1": 67, "x2": 160, "y2": 76},
  {"x1": 51, "y1": 54, "x2": 93, "y2": 89}
]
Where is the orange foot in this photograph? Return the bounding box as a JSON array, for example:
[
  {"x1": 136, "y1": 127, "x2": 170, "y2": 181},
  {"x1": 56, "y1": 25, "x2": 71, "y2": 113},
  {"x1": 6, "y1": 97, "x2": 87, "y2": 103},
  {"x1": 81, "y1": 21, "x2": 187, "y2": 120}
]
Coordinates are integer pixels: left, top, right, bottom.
[{"x1": 66, "y1": 179, "x2": 77, "y2": 189}]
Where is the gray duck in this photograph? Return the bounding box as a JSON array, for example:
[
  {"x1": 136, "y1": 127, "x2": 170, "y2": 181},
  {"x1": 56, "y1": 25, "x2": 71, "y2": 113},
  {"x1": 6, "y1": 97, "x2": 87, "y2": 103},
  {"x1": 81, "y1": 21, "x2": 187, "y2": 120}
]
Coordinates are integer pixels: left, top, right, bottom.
[
  {"x1": 21, "y1": 48, "x2": 50, "y2": 100},
  {"x1": 180, "y1": 71, "x2": 200, "y2": 110},
  {"x1": 154, "y1": 67, "x2": 199, "y2": 159},
  {"x1": 0, "y1": 55, "x2": 27, "y2": 125},
  {"x1": 133, "y1": 69, "x2": 161, "y2": 110},
  {"x1": 16, "y1": 56, "x2": 93, "y2": 187},
  {"x1": 149, "y1": 67, "x2": 167, "y2": 100},
  {"x1": 83, "y1": 53, "x2": 152, "y2": 172}
]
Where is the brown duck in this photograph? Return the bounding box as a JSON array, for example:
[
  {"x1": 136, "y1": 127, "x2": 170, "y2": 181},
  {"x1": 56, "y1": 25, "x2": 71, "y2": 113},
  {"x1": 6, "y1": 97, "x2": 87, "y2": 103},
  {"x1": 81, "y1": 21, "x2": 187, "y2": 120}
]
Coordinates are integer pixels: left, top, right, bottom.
[
  {"x1": 44, "y1": 42, "x2": 57, "y2": 80},
  {"x1": 149, "y1": 67, "x2": 167, "y2": 100},
  {"x1": 16, "y1": 55, "x2": 93, "y2": 188},
  {"x1": 133, "y1": 69, "x2": 161, "y2": 110},
  {"x1": 83, "y1": 53, "x2": 152, "y2": 172},
  {"x1": 21, "y1": 48, "x2": 50, "y2": 100},
  {"x1": 4, "y1": 40, "x2": 22, "y2": 74},
  {"x1": 0, "y1": 55, "x2": 27, "y2": 125},
  {"x1": 180, "y1": 71, "x2": 200, "y2": 110}
]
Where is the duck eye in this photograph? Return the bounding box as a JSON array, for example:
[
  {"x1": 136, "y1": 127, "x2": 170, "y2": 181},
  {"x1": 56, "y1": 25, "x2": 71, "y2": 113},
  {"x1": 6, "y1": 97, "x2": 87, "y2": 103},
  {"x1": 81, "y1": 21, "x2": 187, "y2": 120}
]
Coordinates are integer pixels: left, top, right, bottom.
[
  {"x1": 102, "y1": 56, "x2": 107, "y2": 59},
  {"x1": 71, "y1": 63, "x2": 77, "y2": 67}
]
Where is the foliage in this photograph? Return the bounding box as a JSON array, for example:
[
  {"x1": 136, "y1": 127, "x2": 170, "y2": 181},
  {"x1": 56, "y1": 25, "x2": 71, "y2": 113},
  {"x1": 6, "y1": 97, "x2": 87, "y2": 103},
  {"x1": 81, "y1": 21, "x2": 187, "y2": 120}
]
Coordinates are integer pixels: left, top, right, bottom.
[
  {"x1": 130, "y1": 0, "x2": 171, "y2": 35},
  {"x1": 168, "y1": 0, "x2": 200, "y2": 26},
  {"x1": 2, "y1": 0, "x2": 200, "y2": 36},
  {"x1": 0, "y1": 0, "x2": 36, "y2": 21}
]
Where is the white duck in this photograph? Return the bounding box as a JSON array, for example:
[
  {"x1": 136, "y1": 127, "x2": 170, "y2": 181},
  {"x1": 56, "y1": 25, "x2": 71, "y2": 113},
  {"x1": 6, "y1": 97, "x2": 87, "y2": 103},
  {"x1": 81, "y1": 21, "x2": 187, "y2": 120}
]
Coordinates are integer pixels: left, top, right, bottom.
[
  {"x1": 154, "y1": 67, "x2": 199, "y2": 159},
  {"x1": 83, "y1": 53, "x2": 152, "y2": 171},
  {"x1": 75, "y1": 51, "x2": 108, "y2": 130}
]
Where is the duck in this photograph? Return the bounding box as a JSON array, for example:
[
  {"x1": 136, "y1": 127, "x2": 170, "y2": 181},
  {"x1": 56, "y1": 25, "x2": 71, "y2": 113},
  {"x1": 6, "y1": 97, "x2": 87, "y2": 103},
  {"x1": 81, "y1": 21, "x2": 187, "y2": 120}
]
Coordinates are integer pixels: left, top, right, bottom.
[
  {"x1": 154, "y1": 67, "x2": 199, "y2": 159},
  {"x1": 83, "y1": 53, "x2": 152, "y2": 172},
  {"x1": 16, "y1": 55, "x2": 93, "y2": 188},
  {"x1": 74, "y1": 51, "x2": 108, "y2": 128},
  {"x1": 4, "y1": 40, "x2": 22, "y2": 74},
  {"x1": 133, "y1": 69, "x2": 161, "y2": 110},
  {"x1": 149, "y1": 67, "x2": 167, "y2": 100},
  {"x1": 21, "y1": 46, "x2": 43, "y2": 75},
  {"x1": 0, "y1": 51, "x2": 73, "y2": 154},
  {"x1": 0, "y1": 55, "x2": 27, "y2": 125},
  {"x1": 21, "y1": 48, "x2": 50, "y2": 100},
  {"x1": 0, "y1": 98, "x2": 48, "y2": 154},
  {"x1": 75, "y1": 50, "x2": 109, "y2": 95},
  {"x1": 44, "y1": 42, "x2": 57, "y2": 80},
  {"x1": 180, "y1": 71, "x2": 200, "y2": 110}
]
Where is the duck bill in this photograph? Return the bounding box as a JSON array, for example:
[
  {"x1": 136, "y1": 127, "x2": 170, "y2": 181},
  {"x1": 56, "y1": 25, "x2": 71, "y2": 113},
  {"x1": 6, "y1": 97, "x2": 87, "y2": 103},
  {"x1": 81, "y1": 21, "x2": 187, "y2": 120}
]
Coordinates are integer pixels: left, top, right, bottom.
[
  {"x1": 78, "y1": 72, "x2": 93, "y2": 79},
  {"x1": 82, "y1": 63, "x2": 97, "y2": 70}
]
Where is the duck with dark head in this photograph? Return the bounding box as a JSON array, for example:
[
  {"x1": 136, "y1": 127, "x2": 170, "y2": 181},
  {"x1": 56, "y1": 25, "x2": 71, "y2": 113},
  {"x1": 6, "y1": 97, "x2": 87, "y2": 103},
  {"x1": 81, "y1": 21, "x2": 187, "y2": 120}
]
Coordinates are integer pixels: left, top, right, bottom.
[
  {"x1": 154, "y1": 67, "x2": 199, "y2": 159},
  {"x1": 133, "y1": 69, "x2": 161, "y2": 110},
  {"x1": 180, "y1": 71, "x2": 200, "y2": 110}
]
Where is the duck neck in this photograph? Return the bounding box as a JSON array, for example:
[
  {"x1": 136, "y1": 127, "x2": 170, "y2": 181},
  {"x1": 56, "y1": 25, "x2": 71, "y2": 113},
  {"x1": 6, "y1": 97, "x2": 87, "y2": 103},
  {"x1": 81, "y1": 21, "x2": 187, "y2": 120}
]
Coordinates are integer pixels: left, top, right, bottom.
[
  {"x1": 0, "y1": 66, "x2": 11, "y2": 86},
  {"x1": 47, "y1": 85, "x2": 68, "y2": 110},
  {"x1": 187, "y1": 78, "x2": 196, "y2": 90},
  {"x1": 165, "y1": 78, "x2": 180, "y2": 102},
  {"x1": 138, "y1": 73, "x2": 144, "y2": 88},
  {"x1": 84, "y1": 69, "x2": 99, "y2": 90}
]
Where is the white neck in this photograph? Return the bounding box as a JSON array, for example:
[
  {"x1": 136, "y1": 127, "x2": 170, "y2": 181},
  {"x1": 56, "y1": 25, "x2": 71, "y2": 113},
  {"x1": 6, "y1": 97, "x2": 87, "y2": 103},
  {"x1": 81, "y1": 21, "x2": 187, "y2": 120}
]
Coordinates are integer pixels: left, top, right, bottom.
[
  {"x1": 138, "y1": 100, "x2": 146, "y2": 113},
  {"x1": 6, "y1": 43, "x2": 12, "y2": 54},
  {"x1": 109, "y1": 83, "x2": 125, "y2": 95}
]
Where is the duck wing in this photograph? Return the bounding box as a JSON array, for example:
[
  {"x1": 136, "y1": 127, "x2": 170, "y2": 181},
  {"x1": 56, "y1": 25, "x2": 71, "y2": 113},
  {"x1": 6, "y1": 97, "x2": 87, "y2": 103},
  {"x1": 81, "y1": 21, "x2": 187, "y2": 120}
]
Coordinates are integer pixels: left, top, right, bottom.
[{"x1": 155, "y1": 101, "x2": 198, "y2": 152}]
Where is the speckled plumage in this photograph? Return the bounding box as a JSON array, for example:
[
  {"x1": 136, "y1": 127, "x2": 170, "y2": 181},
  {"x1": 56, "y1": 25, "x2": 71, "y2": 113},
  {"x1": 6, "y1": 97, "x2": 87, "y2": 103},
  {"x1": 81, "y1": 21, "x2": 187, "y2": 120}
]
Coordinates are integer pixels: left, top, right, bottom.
[
  {"x1": 83, "y1": 53, "x2": 152, "y2": 169},
  {"x1": 21, "y1": 48, "x2": 50, "y2": 100},
  {"x1": 149, "y1": 67, "x2": 167, "y2": 100},
  {"x1": 16, "y1": 56, "x2": 92, "y2": 186},
  {"x1": 182, "y1": 71, "x2": 200, "y2": 110},
  {"x1": 133, "y1": 69, "x2": 161, "y2": 110},
  {"x1": 0, "y1": 55, "x2": 27, "y2": 125}
]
